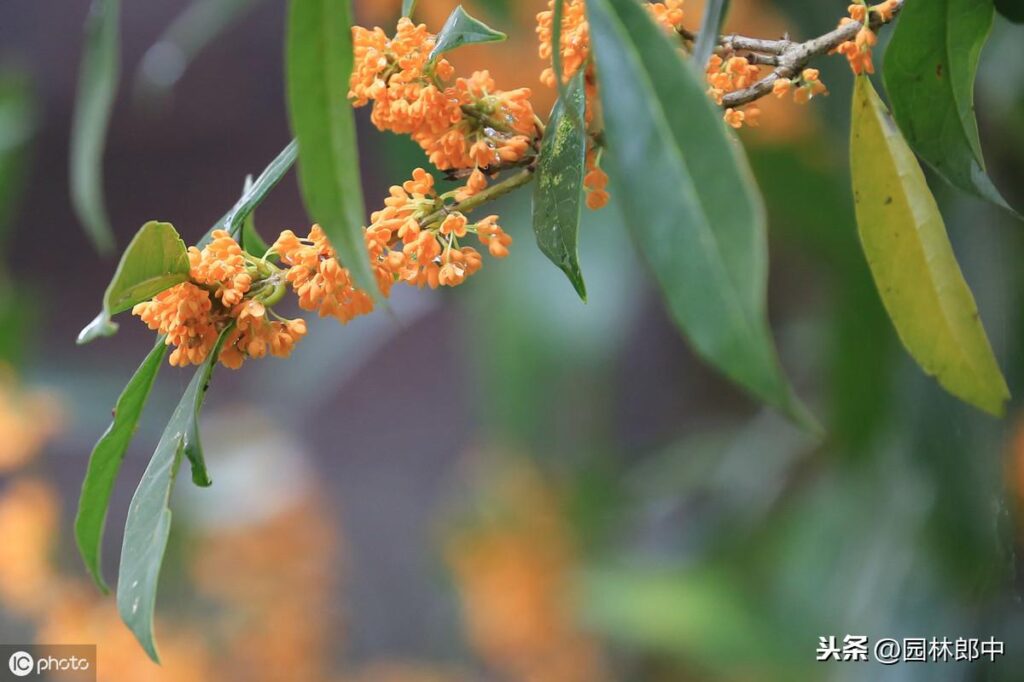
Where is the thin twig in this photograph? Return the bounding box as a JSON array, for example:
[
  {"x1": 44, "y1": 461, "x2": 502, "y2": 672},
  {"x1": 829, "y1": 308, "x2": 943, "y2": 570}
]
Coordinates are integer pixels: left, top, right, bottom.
[{"x1": 720, "y1": 0, "x2": 904, "y2": 108}]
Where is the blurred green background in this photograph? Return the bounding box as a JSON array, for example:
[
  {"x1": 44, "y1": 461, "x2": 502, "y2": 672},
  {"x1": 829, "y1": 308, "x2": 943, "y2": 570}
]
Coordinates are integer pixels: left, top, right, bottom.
[{"x1": 1, "y1": 0, "x2": 1023, "y2": 680}]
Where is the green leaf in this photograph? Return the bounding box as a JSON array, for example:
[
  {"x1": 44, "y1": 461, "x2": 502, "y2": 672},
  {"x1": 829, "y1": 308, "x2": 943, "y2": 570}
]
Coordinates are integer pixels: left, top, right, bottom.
[
  {"x1": 203, "y1": 138, "x2": 298, "y2": 246},
  {"x1": 692, "y1": 0, "x2": 730, "y2": 71},
  {"x1": 850, "y1": 76, "x2": 1009, "y2": 416},
  {"x1": 79, "y1": 142, "x2": 296, "y2": 345},
  {"x1": 238, "y1": 175, "x2": 271, "y2": 257},
  {"x1": 402, "y1": 0, "x2": 418, "y2": 17},
  {"x1": 286, "y1": 0, "x2": 376, "y2": 296},
  {"x1": 77, "y1": 221, "x2": 191, "y2": 345},
  {"x1": 586, "y1": 0, "x2": 813, "y2": 427},
  {"x1": 74, "y1": 340, "x2": 168, "y2": 593},
  {"x1": 532, "y1": 72, "x2": 587, "y2": 300},
  {"x1": 883, "y1": 0, "x2": 1014, "y2": 212},
  {"x1": 995, "y1": 0, "x2": 1024, "y2": 23},
  {"x1": 548, "y1": 0, "x2": 579, "y2": 122},
  {"x1": 70, "y1": 0, "x2": 121, "y2": 254},
  {"x1": 117, "y1": 328, "x2": 228, "y2": 662},
  {"x1": 428, "y1": 5, "x2": 507, "y2": 61}
]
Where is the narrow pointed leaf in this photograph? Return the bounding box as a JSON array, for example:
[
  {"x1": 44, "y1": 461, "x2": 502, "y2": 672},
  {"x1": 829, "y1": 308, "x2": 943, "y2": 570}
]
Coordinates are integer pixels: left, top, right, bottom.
[
  {"x1": 117, "y1": 329, "x2": 227, "y2": 662},
  {"x1": 429, "y1": 5, "x2": 507, "y2": 61},
  {"x1": 883, "y1": 0, "x2": 1014, "y2": 212},
  {"x1": 238, "y1": 175, "x2": 271, "y2": 257},
  {"x1": 692, "y1": 0, "x2": 730, "y2": 71},
  {"x1": 550, "y1": 0, "x2": 571, "y2": 112},
  {"x1": 286, "y1": 0, "x2": 376, "y2": 295},
  {"x1": 75, "y1": 340, "x2": 168, "y2": 592},
  {"x1": 209, "y1": 139, "x2": 298, "y2": 245},
  {"x1": 79, "y1": 143, "x2": 297, "y2": 344},
  {"x1": 851, "y1": 76, "x2": 1009, "y2": 415},
  {"x1": 402, "y1": 0, "x2": 418, "y2": 17},
  {"x1": 587, "y1": 0, "x2": 812, "y2": 426},
  {"x1": 70, "y1": 0, "x2": 120, "y2": 254},
  {"x1": 77, "y1": 221, "x2": 191, "y2": 345},
  {"x1": 533, "y1": 72, "x2": 587, "y2": 300}
]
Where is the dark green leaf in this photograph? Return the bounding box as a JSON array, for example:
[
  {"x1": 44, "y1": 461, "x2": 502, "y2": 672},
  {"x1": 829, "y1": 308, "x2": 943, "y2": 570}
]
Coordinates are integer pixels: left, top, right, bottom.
[
  {"x1": 402, "y1": 0, "x2": 418, "y2": 17},
  {"x1": 286, "y1": 0, "x2": 376, "y2": 296},
  {"x1": 851, "y1": 76, "x2": 1008, "y2": 415},
  {"x1": 994, "y1": 0, "x2": 1024, "y2": 23},
  {"x1": 692, "y1": 0, "x2": 730, "y2": 71},
  {"x1": 77, "y1": 221, "x2": 191, "y2": 345},
  {"x1": 586, "y1": 0, "x2": 813, "y2": 427},
  {"x1": 883, "y1": 0, "x2": 1015, "y2": 212},
  {"x1": 70, "y1": 0, "x2": 120, "y2": 254},
  {"x1": 238, "y1": 175, "x2": 271, "y2": 257},
  {"x1": 74, "y1": 340, "x2": 168, "y2": 592},
  {"x1": 429, "y1": 5, "x2": 507, "y2": 61},
  {"x1": 532, "y1": 72, "x2": 587, "y2": 300},
  {"x1": 117, "y1": 328, "x2": 228, "y2": 662}
]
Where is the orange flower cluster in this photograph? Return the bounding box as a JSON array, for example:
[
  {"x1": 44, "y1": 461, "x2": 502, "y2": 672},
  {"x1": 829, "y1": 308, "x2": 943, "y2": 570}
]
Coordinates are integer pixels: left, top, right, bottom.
[
  {"x1": 133, "y1": 230, "x2": 306, "y2": 369},
  {"x1": 219, "y1": 301, "x2": 308, "y2": 370},
  {"x1": 272, "y1": 226, "x2": 375, "y2": 323},
  {"x1": 707, "y1": 55, "x2": 764, "y2": 129},
  {"x1": 350, "y1": 17, "x2": 537, "y2": 196},
  {"x1": 275, "y1": 168, "x2": 511, "y2": 300},
  {"x1": 133, "y1": 282, "x2": 220, "y2": 367},
  {"x1": 536, "y1": 0, "x2": 685, "y2": 89},
  {"x1": 835, "y1": 1, "x2": 897, "y2": 75},
  {"x1": 771, "y1": 68, "x2": 829, "y2": 105}
]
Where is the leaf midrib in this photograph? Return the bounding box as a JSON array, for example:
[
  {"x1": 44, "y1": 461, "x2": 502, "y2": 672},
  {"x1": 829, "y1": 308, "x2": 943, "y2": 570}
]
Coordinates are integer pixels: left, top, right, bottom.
[{"x1": 599, "y1": 0, "x2": 760, "y2": 347}]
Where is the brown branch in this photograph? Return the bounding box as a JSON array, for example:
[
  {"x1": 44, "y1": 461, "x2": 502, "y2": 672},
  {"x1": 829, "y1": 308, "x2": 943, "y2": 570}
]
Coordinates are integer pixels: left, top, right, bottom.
[{"x1": 717, "y1": 0, "x2": 903, "y2": 109}]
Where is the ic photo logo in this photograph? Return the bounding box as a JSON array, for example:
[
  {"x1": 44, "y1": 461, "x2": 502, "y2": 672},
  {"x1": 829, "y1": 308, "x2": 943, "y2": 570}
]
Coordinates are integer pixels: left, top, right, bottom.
[
  {"x1": 1, "y1": 646, "x2": 95, "y2": 680},
  {"x1": 7, "y1": 652, "x2": 33, "y2": 678}
]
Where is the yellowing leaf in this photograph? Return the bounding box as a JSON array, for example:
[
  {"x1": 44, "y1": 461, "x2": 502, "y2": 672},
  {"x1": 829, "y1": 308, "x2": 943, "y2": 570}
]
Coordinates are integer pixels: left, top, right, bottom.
[{"x1": 850, "y1": 77, "x2": 1009, "y2": 416}]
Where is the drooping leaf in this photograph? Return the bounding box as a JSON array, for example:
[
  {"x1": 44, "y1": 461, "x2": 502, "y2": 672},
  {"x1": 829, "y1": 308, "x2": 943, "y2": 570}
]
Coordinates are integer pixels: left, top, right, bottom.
[
  {"x1": 77, "y1": 221, "x2": 191, "y2": 345},
  {"x1": 850, "y1": 76, "x2": 1009, "y2": 416},
  {"x1": 532, "y1": 72, "x2": 587, "y2": 300},
  {"x1": 429, "y1": 5, "x2": 507, "y2": 61},
  {"x1": 75, "y1": 340, "x2": 168, "y2": 592},
  {"x1": 995, "y1": 0, "x2": 1024, "y2": 23},
  {"x1": 692, "y1": 0, "x2": 730, "y2": 71},
  {"x1": 586, "y1": 0, "x2": 813, "y2": 427},
  {"x1": 117, "y1": 328, "x2": 228, "y2": 662},
  {"x1": 134, "y1": 0, "x2": 264, "y2": 98},
  {"x1": 402, "y1": 0, "x2": 418, "y2": 17},
  {"x1": 286, "y1": 0, "x2": 376, "y2": 295},
  {"x1": 883, "y1": 0, "x2": 1014, "y2": 212},
  {"x1": 70, "y1": 0, "x2": 121, "y2": 254},
  {"x1": 238, "y1": 175, "x2": 271, "y2": 257}
]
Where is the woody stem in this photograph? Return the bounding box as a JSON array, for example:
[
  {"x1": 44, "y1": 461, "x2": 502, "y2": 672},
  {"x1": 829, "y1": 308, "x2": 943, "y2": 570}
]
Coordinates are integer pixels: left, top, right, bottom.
[
  {"x1": 716, "y1": 0, "x2": 904, "y2": 108},
  {"x1": 422, "y1": 168, "x2": 536, "y2": 225}
]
